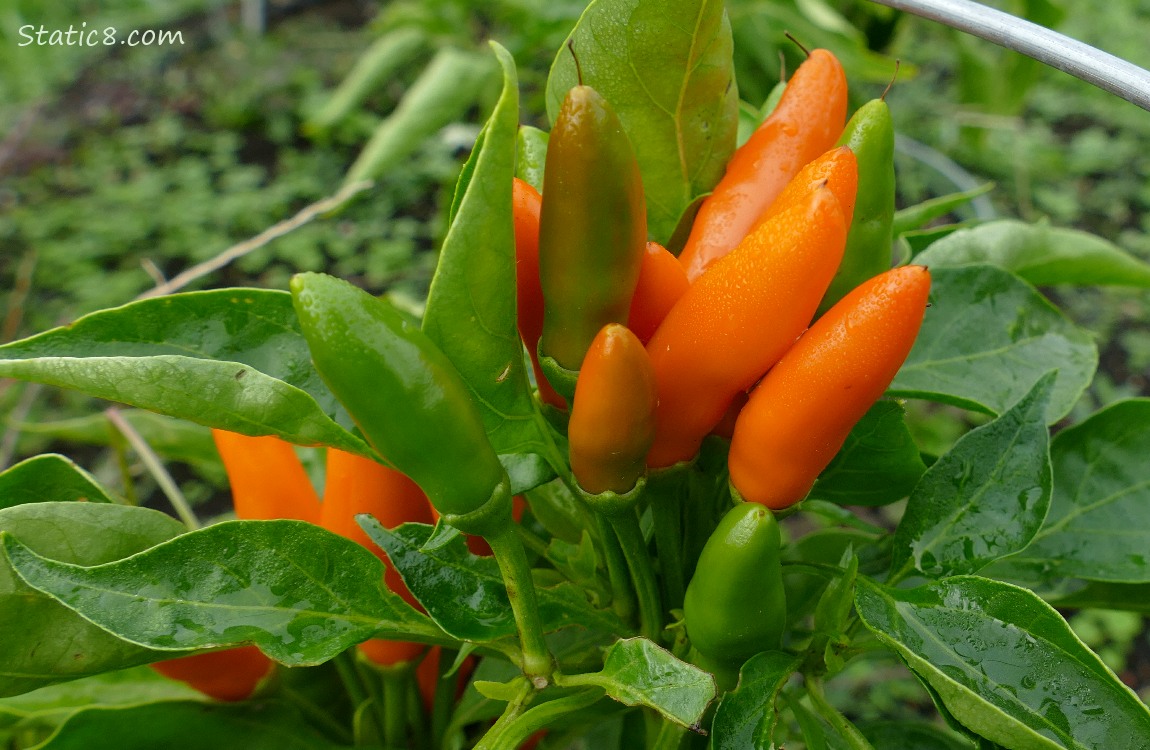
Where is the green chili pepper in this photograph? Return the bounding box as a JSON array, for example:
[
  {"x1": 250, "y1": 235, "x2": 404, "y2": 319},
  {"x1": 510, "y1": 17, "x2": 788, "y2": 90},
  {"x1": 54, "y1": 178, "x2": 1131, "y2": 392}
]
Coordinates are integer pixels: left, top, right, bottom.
[
  {"x1": 818, "y1": 98, "x2": 896, "y2": 315},
  {"x1": 291, "y1": 272, "x2": 511, "y2": 536},
  {"x1": 538, "y1": 85, "x2": 646, "y2": 394},
  {"x1": 683, "y1": 502, "x2": 786, "y2": 673}
]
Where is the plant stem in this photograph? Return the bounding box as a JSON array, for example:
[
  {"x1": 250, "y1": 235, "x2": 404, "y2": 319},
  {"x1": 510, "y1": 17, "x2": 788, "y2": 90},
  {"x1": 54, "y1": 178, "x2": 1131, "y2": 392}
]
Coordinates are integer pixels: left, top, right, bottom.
[
  {"x1": 486, "y1": 523, "x2": 555, "y2": 686},
  {"x1": 866, "y1": 0, "x2": 1150, "y2": 111},
  {"x1": 105, "y1": 407, "x2": 200, "y2": 530},
  {"x1": 806, "y1": 677, "x2": 876, "y2": 750},
  {"x1": 488, "y1": 688, "x2": 603, "y2": 750},
  {"x1": 429, "y1": 648, "x2": 458, "y2": 750},
  {"x1": 356, "y1": 661, "x2": 391, "y2": 747},
  {"x1": 610, "y1": 509, "x2": 664, "y2": 643},
  {"x1": 473, "y1": 679, "x2": 533, "y2": 750},
  {"x1": 649, "y1": 476, "x2": 686, "y2": 613},
  {"x1": 281, "y1": 685, "x2": 354, "y2": 745},
  {"x1": 595, "y1": 512, "x2": 638, "y2": 627},
  {"x1": 380, "y1": 668, "x2": 410, "y2": 749},
  {"x1": 333, "y1": 652, "x2": 372, "y2": 742}
]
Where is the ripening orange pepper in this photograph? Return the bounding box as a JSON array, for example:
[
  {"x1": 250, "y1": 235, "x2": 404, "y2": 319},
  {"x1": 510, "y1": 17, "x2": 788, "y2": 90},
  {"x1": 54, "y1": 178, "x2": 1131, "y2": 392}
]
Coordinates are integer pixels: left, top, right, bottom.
[
  {"x1": 645, "y1": 187, "x2": 848, "y2": 468},
  {"x1": 751, "y1": 145, "x2": 857, "y2": 232},
  {"x1": 627, "y1": 242, "x2": 690, "y2": 344},
  {"x1": 729, "y1": 265, "x2": 931, "y2": 509},
  {"x1": 513, "y1": 178, "x2": 565, "y2": 409},
  {"x1": 568, "y1": 324, "x2": 658, "y2": 496},
  {"x1": 678, "y1": 49, "x2": 848, "y2": 282},
  {"x1": 415, "y1": 646, "x2": 477, "y2": 712},
  {"x1": 211, "y1": 429, "x2": 321, "y2": 523},
  {"x1": 151, "y1": 646, "x2": 275, "y2": 702},
  {"x1": 322, "y1": 447, "x2": 434, "y2": 666}
]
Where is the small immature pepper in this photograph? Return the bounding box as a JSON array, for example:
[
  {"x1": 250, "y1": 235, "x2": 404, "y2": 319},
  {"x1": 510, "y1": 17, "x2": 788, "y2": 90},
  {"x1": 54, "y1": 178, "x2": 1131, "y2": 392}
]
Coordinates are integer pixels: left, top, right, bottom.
[
  {"x1": 729, "y1": 265, "x2": 931, "y2": 510},
  {"x1": 626, "y1": 242, "x2": 690, "y2": 345},
  {"x1": 513, "y1": 178, "x2": 565, "y2": 409},
  {"x1": 645, "y1": 188, "x2": 848, "y2": 468},
  {"x1": 322, "y1": 447, "x2": 433, "y2": 667},
  {"x1": 568, "y1": 324, "x2": 658, "y2": 496},
  {"x1": 678, "y1": 49, "x2": 848, "y2": 282},
  {"x1": 538, "y1": 85, "x2": 647, "y2": 379}
]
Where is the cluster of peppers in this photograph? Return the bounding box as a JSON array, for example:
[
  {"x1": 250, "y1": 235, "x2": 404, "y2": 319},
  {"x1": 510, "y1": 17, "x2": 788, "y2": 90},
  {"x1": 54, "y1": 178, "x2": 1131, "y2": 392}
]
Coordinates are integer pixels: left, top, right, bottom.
[
  {"x1": 516, "y1": 48, "x2": 931, "y2": 681},
  {"x1": 153, "y1": 45, "x2": 932, "y2": 727}
]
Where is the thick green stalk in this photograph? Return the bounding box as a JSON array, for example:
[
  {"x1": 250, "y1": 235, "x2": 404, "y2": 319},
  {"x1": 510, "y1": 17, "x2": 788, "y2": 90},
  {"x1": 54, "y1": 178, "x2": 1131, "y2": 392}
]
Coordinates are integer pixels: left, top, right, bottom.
[
  {"x1": 596, "y1": 512, "x2": 638, "y2": 627},
  {"x1": 486, "y1": 524, "x2": 555, "y2": 686},
  {"x1": 610, "y1": 509, "x2": 664, "y2": 643}
]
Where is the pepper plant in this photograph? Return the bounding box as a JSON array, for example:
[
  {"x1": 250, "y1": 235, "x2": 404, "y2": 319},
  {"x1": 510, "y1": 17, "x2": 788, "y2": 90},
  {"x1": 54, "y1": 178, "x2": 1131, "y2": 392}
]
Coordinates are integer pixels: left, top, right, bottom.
[{"x1": 3, "y1": 0, "x2": 1150, "y2": 748}]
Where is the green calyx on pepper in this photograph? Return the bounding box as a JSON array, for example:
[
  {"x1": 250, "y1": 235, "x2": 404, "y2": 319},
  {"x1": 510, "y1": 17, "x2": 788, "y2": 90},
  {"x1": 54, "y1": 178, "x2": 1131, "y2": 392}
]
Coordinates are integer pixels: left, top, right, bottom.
[
  {"x1": 290, "y1": 272, "x2": 512, "y2": 537},
  {"x1": 683, "y1": 502, "x2": 786, "y2": 675},
  {"x1": 538, "y1": 84, "x2": 647, "y2": 394}
]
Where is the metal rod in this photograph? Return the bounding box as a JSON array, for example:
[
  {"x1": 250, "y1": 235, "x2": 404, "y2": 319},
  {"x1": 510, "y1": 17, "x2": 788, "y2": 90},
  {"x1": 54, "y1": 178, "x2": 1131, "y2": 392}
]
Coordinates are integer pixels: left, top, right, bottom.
[{"x1": 868, "y1": 0, "x2": 1150, "y2": 112}]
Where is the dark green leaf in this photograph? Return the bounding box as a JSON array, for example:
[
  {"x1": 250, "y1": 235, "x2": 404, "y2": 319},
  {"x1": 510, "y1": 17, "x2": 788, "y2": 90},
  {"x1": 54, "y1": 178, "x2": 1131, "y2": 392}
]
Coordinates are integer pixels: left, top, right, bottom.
[
  {"x1": 422, "y1": 43, "x2": 553, "y2": 494},
  {"x1": 515, "y1": 125, "x2": 549, "y2": 193},
  {"x1": 0, "y1": 503, "x2": 185, "y2": 697},
  {"x1": 546, "y1": 0, "x2": 738, "y2": 243},
  {"x1": 711, "y1": 651, "x2": 799, "y2": 750},
  {"x1": 363, "y1": 521, "x2": 624, "y2": 643},
  {"x1": 559, "y1": 638, "x2": 715, "y2": 728},
  {"x1": 811, "y1": 401, "x2": 927, "y2": 507},
  {"x1": 890, "y1": 265, "x2": 1096, "y2": 423},
  {"x1": 856, "y1": 576, "x2": 1150, "y2": 749},
  {"x1": 1049, "y1": 582, "x2": 1150, "y2": 614},
  {"x1": 33, "y1": 700, "x2": 349, "y2": 750},
  {"x1": 783, "y1": 528, "x2": 882, "y2": 627},
  {"x1": 0, "y1": 455, "x2": 118, "y2": 508},
  {"x1": 892, "y1": 184, "x2": 995, "y2": 236},
  {"x1": 859, "y1": 720, "x2": 974, "y2": 749},
  {"x1": 0, "y1": 290, "x2": 369, "y2": 453},
  {"x1": 891, "y1": 373, "x2": 1054, "y2": 578},
  {"x1": 990, "y1": 399, "x2": 1150, "y2": 584},
  {"x1": 3, "y1": 519, "x2": 445, "y2": 666},
  {"x1": 915, "y1": 220, "x2": 1150, "y2": 287}
]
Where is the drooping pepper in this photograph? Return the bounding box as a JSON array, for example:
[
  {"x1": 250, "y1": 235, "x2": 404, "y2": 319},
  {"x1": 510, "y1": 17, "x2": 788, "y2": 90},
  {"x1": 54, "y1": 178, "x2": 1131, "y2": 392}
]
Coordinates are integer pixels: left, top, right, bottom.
[
  {"x1": 538, "y1": 85, "x2": 647, "y2": 391},
  {"x1": 729, "y1": 266, "x2": 931, "y2": 510},
  {"x1": 816, "y1": 98, "x2": 897, "y2": 316},
  {"x1": 683, "y1": 502, "x2": 785, "y2": 674},
  {"x1": 645, "y1": 187, "x2": 849, "y2": 468},
  {"x1": 322, "y1": 447, "x2": 433, "y2": 667},
  {"x1": 626, "y1": 242, "x2": 690, "y2": 345},
  {"x1": 750, "y1": 145, "x2": 858, "y2": 233},
  {"x1": 291, "y1": 272, "x2": 512, "y2": 537},
  {"x1": 513, "y1": 178, "x2": 565, "y2": 409},
  {"x1": 151, "y1": 646, "x2": 275, "y2": 702},
  {"x1": 568, "y1": 324, "x2": 657, "y2": 500},
  {"x1": 211, "y1": 430, "x2": 321, "y2": 523},
  {"x1": 678, "y1": 49, "x2": 848, "y2": 282}
]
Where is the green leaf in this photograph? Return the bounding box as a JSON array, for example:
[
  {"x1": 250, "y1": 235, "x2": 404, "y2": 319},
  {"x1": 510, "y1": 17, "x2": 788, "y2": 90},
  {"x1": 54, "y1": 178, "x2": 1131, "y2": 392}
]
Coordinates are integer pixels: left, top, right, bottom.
[
  {"x1": 0, "y1": 503, "x2": 185, "y2": 697},
  {"x1": 891, "y1": 373, "x2": 1055, "y2": 579},
  {"x1": 362, "y1": 521, "x2": 625, "y2": 643},
  {"x1": 2, "y1": 519, "x2": 446, "y2": 666},
  {"x1": 916, "y1": 220, "x2": 1150, "y2": 287},
  {"x1": 422, "y1": 43, "x2": 553, "y2": 495},
  {"x1": 559, "y1": 638, "x2": 715, "y2": 728},
  {"x1": 0, "y1": 455, "x2": 118, "y2": 508},
  {"x1": 990, "y1": 399, "x2": 1150, "y2": 584},
  {"x1": 810, "y1": 401, "x2": 927, "y2": 507},
  {"x1": 1049, "y1": 582, "x2": 1150, "y2": 614},
  {"x1": 343, "y1": 46, "x2": 496, "y2": 184},
  {"x1": 892, "y1": 184, "x2": 995, "y2": 236},
  {"x1": 546, "y1": 0, "x2": 738, "y2": 244},
  {"x1": 0, "y1": 290, "x2": 370, "y2": 454},
  {"x1": 32, "y1": 700, "x2": 350, "y2": 750},
  {"x1": 515, "y1": 125, "x2": 549, "y2": 193},
  {"x1": 859, "y1": 720, "x2": 975, "y2": 749},
  {"x1": 890, "y1": 265, "x2": 1096, "y2": 423},
  {"x1": 856, "y1": 576, "x2": 1150, "y2": 749},
  {"x1": 711, "y1": 651, "x2": 800, "y2": 750}
]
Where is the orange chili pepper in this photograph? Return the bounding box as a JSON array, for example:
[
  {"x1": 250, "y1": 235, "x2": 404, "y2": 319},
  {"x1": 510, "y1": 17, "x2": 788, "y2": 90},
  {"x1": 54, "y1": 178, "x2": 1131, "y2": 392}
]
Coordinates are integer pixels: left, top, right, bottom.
[
  {"x1": 646, "y1": 188, "x2": 848, "y2": 468},
  {"x1": 729, "y1": 266, "x2": 931, "y2": 509},
  {"x1": 627, "y1": 242, "x2": 690, "y2": 344},
  {"x1": 151, "y1": 646, "x2": 275, "y2": 702},
  {"x1": 752, "y1": 145, "x2": 857, "y2": 232},
  {"x1": 513, "y1": 178, "x2": 565, "y2": 409},
  {"x1": 678, "y1": 49, "x2": 848, "y2": 282},
  {"x1": 322, "y1": 447, "x2": 434, "y2": 666},
  {"x1": 211, "y1": 429, "x2": 321, "y2": 523}
]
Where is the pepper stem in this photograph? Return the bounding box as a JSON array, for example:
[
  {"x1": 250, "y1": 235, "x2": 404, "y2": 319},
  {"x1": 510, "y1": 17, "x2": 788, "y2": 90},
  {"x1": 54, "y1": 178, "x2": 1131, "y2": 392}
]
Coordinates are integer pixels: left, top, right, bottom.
[
  {"x1": 486, "y1": 524, "x2": 555, "y2": 686},
  {"x1": 609, "y1": 509, "x2": 664, "y2": 643},
  {"x1": 595, "y1": 512, "x2": 638, "y2": 626}
]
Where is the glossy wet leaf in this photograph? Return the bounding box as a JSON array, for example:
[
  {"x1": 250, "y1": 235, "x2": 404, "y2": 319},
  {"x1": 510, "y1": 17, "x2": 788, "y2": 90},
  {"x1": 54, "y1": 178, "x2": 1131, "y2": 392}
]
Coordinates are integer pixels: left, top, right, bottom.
[
  {"x1": 33, "y1": 700, "x2": 349, "y2": 750},
  {"x1": 0, "y1": 503, "x2": 185, "y2": 697},
  {"x1": 0, "y1": 455, "x2": 118, "y2": 509},
  {"x1": 856, "y1": 576, "x2": 1150, "y2": 749},
  {"x1": 423, "y1": 43, "x2": 553, "y2": 494},
  {"x1": 515, "y1": 125, "x2": 548, "y2": 192},
  {"x1": 890, "y1": 265, "x2": 1096, "y2": 423},
  {"x1": 546, "y1": 0, "x2": 738, "y2": 243},
  {"x1": 990, "y1": 399, "x2": 1150, "y2": 584},
  {"x1": 810, "y1": 401, "x2": 927, "y2": 507},
  {"x1": 711, "y1": 651, "x2": 800, "y2": 750},
  {"x1": 915, "y1": 220, "x2": 1150, "y2": 287},
  {"x1": 3, "y1": 519, "x2": 446, "y2": 666},
  {"x1": 891, "y1": 373, "x2": 1054, "y2": 578},
  {"x1": 362, "y1": 521, "x2": 624, "y2": 643},
  {"x1": 0, "y1": 290, "x2": 369, "y2": 454},
  {"x1": 892, "y1": 184, "x2": 994, "y2": 236},
  {"x1": 561, "y1": 638, "x2": 715, "y2": 728}
]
